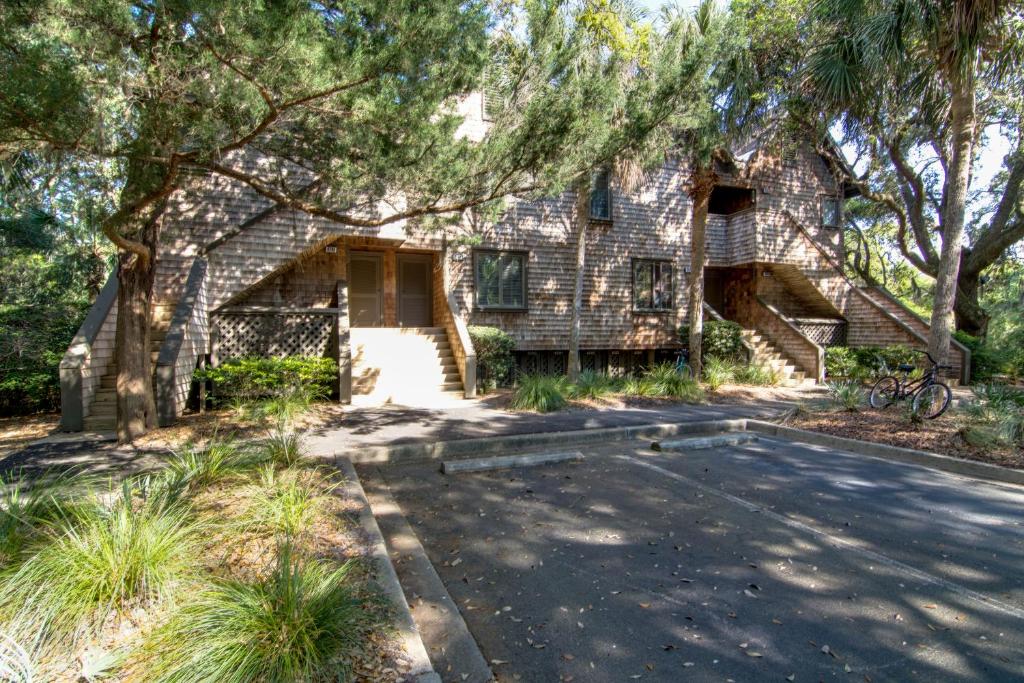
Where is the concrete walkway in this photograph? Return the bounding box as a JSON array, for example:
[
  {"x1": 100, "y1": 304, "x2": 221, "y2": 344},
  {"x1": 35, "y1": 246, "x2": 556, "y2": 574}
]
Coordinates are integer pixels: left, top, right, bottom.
[{"x1": 304, "y1": 397, "x2": 793, "y2": 456}]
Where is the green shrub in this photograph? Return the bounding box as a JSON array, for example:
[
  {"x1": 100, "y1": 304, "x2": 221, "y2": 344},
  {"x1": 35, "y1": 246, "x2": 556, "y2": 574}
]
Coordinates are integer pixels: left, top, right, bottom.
[
  {"x1": 568, "y1": 370, "x2": 619, "y2": 399},
  {"x1": 197, "y1": 356, "x2": 336, "y2": 406},
  {"x1": 142, "y1": 543, "x2": 368, "y2": 682},
  {"x1": 679, "y1": 320, "x2": 744, "y2": 361},
  {"x1": 468, "y1": 326, "x2": 517, "y2": 390},
  {"x1": 825, "y1": 347, "x2": 858, "y2": 378},
  {"x1": 0, "y1": 482, "x2": 199, "y2": 649},
  {"x1": 628, "y1": 364, "x2": 705, "y2": 402},
  {"x1": 702, "y1": 356, "x2": 734, "y2": 392},
  {"x1": 954, "y1": 331, "x2": 1011, "y2": 381},
  {"x1": 510, "y1": 374, "x2": 568, "y2": 412},
  {"x1": 0, "y1": 301, "x2": 88, "y2": 414},
  {"x1": 827, "y1": 381, "x2": 864, "y2": 411}
]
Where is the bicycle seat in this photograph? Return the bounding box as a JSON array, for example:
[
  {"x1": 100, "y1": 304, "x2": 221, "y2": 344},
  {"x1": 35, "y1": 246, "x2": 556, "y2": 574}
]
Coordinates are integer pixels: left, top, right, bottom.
[{"x1": 897, "y1": 363, "x2": 915, "y2": 372}]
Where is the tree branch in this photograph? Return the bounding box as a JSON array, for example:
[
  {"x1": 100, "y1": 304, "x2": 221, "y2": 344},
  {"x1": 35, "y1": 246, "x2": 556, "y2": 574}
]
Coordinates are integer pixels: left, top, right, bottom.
[{"x1": 964, "y1": 136, "x2": 1024, "y2": 274}]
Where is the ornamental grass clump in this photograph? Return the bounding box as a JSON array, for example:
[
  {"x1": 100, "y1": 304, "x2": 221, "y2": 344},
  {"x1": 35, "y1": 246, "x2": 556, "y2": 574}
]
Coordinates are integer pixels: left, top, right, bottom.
[
  {"x1": 702, "y1": 356, "x2": 735, "y2": 392},
  {"x1": 568, "y1": 370, "x2": 619, "y2": 400},
  {"x1": 511, "y1": 374, "x2": 568, "y2": 412},
  {"x1": 630, "y1": 364, "x2": 705, "y2": 402},
  {"x1": 733, "y1": 362, "x2": 781, "y2": 386},
  {"x1": 0, "y1": 481, "x2": 199, "y2": 651},
  {"x1": 141, "y1": 542, "x2": 369, "y2": 683},
  {"x1": 243, "y1": 466, "x2": 332, "y2": 538}
]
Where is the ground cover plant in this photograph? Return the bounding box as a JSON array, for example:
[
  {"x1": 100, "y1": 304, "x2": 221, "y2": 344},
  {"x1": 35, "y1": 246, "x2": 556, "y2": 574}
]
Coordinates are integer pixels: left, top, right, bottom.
[{"x1": 0, "y1": 404, "x2": 395, "y2": 681}]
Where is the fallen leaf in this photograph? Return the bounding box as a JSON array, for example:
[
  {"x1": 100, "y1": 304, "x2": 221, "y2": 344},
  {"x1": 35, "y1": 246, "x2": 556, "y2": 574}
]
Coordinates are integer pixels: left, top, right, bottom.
[
  {"x1": 490, "y1": 659, "x2": 509, "y2": 665},
  {"x1": 639, "y1": 602, "x2": 651, "y2": 609},
  {"x1": 745, "y1": 651, "x2": 763, "y2": 658}
]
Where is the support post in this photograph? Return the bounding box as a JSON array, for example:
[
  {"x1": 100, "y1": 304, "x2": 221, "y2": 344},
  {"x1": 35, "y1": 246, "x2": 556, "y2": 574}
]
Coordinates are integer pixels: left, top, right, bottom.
[{"x1": 337, "y1": 279, "x2": 352, "y2": 403}]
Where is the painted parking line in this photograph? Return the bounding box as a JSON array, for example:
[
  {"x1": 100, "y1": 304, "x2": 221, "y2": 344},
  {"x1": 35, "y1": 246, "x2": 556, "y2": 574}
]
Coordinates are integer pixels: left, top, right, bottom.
[{"x1": 616, "y1": 452, "x2": 1024, "y2": 622}]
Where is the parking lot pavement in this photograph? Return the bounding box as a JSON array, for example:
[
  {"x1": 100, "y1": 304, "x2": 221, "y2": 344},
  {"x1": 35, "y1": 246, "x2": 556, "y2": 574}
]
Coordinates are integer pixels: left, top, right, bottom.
[{"x1": 371, "y1": 438, "x2": 1024, "y2": 682}]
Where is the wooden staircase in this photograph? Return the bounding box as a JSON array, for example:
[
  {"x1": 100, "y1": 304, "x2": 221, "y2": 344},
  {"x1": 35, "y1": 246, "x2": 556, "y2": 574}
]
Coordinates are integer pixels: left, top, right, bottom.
[
  {"x1": 350, "y1": 327, "x2": 465, "y2": 407},
  {"x1": 82, "y1": 320, "x2": 169, "y2": 432},
  {"x1": 741, "y1": 329, "x2": 815, "y2": 388}
]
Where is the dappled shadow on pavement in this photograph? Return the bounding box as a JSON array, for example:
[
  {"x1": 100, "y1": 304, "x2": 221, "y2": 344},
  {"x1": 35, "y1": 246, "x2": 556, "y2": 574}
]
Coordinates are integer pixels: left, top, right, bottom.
[
  {"x1": 305, "y1": 399, "x2": 788, "y2": 454},
  {"x1": 370, "y1": 439, "x2": 1024, "y2": 682}
]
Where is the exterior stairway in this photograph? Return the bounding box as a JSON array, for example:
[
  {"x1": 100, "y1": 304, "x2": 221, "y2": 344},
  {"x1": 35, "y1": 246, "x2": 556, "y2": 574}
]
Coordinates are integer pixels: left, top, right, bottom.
[
  {"x1": 82, "y1": 322, "x2": 169, "y2": 432},
  {"x1": 741, "y1": 329, "x2": 815, "y2": 388},
  {"x1": 350, "y1": 327, "x2": 465, "y2": 407}
]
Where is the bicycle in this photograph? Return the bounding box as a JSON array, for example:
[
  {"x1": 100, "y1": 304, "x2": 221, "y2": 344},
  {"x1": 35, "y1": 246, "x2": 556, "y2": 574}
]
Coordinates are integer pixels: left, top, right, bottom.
[{"x1": 868, "y1": 349, "x2": 953, "y2": 419}]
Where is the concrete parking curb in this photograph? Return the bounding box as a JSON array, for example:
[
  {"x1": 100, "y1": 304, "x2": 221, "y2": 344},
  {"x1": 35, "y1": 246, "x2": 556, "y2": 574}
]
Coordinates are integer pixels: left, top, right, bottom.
[
  {"x1": 326, "y1": 418, "x2": 748, "y2": 466},
  {"x1": 746, "y1": 419, "x2": 1024, "y2": 487},
  {"x1": 334, "y1": 458, "x2": 441, "y2": 683},
  {"x1": 360, "y1": 468, "x2": 495, "y2": 683}
]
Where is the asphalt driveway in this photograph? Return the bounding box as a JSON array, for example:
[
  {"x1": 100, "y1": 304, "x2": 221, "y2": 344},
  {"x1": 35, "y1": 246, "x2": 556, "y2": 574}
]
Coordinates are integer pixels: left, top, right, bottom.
[{"x1": 372, "y1": 436, "x2": 1024, "y2": 682}]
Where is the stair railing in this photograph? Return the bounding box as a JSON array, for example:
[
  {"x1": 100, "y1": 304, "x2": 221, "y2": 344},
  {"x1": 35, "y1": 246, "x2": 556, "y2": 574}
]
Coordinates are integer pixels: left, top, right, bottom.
[
  {"x1": 154, "y1": 257, "x2": 209, "y2": 426},
  {"x1": 753, "y1": 296, "x2": 825, "y2": 383},
  {"x1": 60, "y1": 273, "x2": 119, "y2": 431},
  {"x1": 444, "y1": 292, "x2": 477, "y2": 399},
  {"x1": 781, "y1": 210, "x2": 970, "y2": 384}
]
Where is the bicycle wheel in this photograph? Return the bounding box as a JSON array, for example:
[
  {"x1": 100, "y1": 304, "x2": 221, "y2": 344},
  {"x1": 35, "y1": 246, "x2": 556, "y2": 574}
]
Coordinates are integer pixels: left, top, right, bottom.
[
  {"x1": 869, "y1": 376, "x2": 900, "y2": 409},
  {"x1": 912, "y1": 383, "x2": 952, "y2": 419}
]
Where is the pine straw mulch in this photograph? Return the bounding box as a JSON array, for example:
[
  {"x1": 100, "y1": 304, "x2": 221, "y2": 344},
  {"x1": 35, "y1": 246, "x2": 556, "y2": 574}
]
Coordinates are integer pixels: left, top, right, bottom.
[
  {"x1": 0, "y1": 413, "x2": 60, "y2": 459},
  {"x1": 788, "y1": 406, "x2": 1024, "y2": 471}
]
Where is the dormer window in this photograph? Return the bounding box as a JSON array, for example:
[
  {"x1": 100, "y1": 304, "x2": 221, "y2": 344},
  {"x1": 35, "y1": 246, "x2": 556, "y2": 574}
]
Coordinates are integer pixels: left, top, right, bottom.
[
  {"x1": 589, "y1": 169, "x2": 611, "y2": 221},
  {"x1": 822, "y1": 196, "x2": 842, "y2": 228}
]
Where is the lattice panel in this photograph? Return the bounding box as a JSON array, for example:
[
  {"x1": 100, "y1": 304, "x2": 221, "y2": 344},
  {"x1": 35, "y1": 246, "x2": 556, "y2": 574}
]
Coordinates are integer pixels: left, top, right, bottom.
[
  {"x1": 213, "y1": 314, "x2": 334, "y2": 360},
  {"x1": 515, "y1": 351, "x2": 569, "y2": 377},
  {"x1": 794, "y1": 320, "x2": 848, "y2": 347}
]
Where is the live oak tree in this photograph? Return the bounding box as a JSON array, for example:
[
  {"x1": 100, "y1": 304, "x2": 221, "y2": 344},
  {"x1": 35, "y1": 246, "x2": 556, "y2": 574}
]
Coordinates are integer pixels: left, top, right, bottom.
[{"x1": 804, "y1": 0, "x2": 1020, "y2": 361}]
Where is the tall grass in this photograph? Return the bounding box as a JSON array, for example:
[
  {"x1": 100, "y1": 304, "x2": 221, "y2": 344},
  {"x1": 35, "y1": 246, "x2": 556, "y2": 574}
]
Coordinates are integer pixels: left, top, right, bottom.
[
  {"x1": 702, "y1": 356, "x2": 735, "y2": 392},
  {"x1": 262, "y1": 428, "x2": 306, "y2": 468},
  {"x1": 0, "y1": 482, "x2": 199, "y2": 648},
  {"x1": 733, "y1": 362, "x2": 781, "y2": 386},
  {"x1": 511, "y1": 374, "x2": 568, "y2": 412},
  {"x1": 626, "y1": 364, "x2": 705, "y2": 402},
  {"x1": 567, "y1": 370, "x2": 619, "y2": 399},
  {"x1": 142, "y1": 543, "x2": 368, "y2": 682},
  {"x1": 0, "y1": 470, "x2": 79, "y2": 569},
  {"x1": 243, "y1": 466, "x2": 331, "y2": 538}
]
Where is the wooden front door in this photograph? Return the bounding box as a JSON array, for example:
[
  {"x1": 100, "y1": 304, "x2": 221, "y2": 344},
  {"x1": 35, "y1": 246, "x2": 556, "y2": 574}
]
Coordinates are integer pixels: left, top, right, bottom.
[
  {"x1": 349, "y1": 252, "x2": 383, "y2": 327},
  {"x1": 397, "y1": 254, "x2": 432, "y2": 327}
]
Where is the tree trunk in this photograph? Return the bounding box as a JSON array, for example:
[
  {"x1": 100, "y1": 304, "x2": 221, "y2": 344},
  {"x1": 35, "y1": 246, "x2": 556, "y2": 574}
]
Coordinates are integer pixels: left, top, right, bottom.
[
  {"x1": 954, "y1": 268, "x2": 990, "y2": 337},
  {"x1": 568, "y1": 175, "x2": 590, "y2": 382},
  {"x1": 687, "y1": 166, "x2": 715, "y2": 381},
  {"x1": 927, "y1": 67, "x2": 976, "y2": 363},
  {"x1": 115, "y1": 240, "x2": 158, "y2": 442}
]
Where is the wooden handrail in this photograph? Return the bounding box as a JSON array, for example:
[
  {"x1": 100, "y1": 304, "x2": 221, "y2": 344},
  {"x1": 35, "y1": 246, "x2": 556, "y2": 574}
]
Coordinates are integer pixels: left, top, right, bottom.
[
  {"x1": 781, "y1": 210, "x2": 970, "y2": 383},
  {"x1": 59, "y1": 272, "x2": 118, "y2": 430},
  {"x1": 754, "y1": 296, "x2": 825, "y2": 382},
  {"x1": 155, "y1": 257, "x2": 209, "y2": 426},
  {"x1": 445, "y1": 292, "x2": 477, "y2": 399}
]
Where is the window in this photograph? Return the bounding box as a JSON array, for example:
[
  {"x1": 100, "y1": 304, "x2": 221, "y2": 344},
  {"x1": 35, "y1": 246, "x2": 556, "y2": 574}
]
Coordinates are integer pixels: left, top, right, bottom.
[
  {"x1": 589, "y1": 168, "x2": 611, "y2": 220},
  {"x1": 822, "y1": 196, "x2": 842, "y2": 228},
  {"x1": 632, "y1": 259, "x2": 673, "y2": 311},
  {"x1": 474, "y1": 250, "x2": 527, "y2": 309}
]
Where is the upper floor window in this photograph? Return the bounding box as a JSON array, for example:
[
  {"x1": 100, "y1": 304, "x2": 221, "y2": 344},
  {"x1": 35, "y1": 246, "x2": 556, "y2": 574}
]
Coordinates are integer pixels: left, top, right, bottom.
[
  {"x1": 474, "y1": 250, "x2": 527, "y2": 310},
  {"x1": 589, "y1": 168, "x2": 611, "y2": 221},
  {"x1": 632, "y1": 259, "x2": 673, "y2": 312},
  {"x1": 822, "y1": 196, "x2": 842, "y2": 228}
]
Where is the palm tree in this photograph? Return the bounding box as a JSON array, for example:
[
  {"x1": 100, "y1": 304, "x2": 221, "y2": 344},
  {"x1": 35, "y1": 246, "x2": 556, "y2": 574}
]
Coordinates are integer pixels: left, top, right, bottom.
[{"x1": 804, "y1": 0, "x2": 1011, "y2": 364}]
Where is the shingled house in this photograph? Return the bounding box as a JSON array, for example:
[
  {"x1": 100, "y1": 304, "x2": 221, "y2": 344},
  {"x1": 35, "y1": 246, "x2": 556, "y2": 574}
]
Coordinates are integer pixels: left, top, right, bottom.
[{"x1": 59, "y1": 93, "x2": 970, "y2": 430}]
